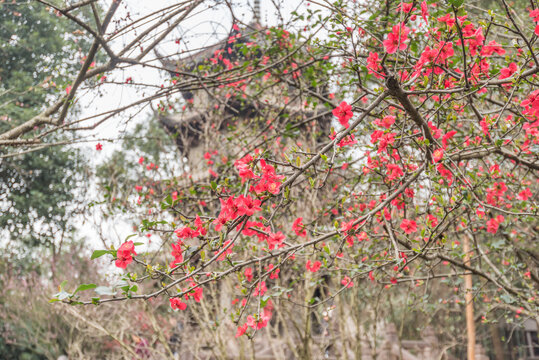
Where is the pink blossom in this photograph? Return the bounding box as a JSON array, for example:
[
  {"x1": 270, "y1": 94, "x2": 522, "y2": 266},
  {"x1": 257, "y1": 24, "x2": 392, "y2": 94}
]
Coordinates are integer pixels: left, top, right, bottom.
[
  {"x1": 400, "y1": 219, "x2": 417, "y2": 234},
  {"x1": 383, "y1": 23, "x2": 410, "y2": 54}
]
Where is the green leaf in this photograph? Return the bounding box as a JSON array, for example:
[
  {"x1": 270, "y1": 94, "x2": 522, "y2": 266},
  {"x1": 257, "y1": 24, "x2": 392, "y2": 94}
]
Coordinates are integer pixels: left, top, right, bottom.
[
  {"x1": 448, "y1": 0, "x2": 464, "y2": 7},
  {"x1": 125, "y1": 234, "x2": 137, "y2": 241},
  {"x1": 59, "y1": 280, "x2": 68, "y2": 290},
  {"x1": 91, "y1": 250, "x2": 110, "y2": 260},
  {"x1": 500, "y1": 293, "x2": 515, "y2": 304},
  {"x1": 73, "y1": 283, "x2": 97, "y2": 294},
  {"x1": 260, "y1": 296, "x2": 270, "y2": 307},
  {"x1": 323, "y1": 244, "x2": 330, "y2": 255}
]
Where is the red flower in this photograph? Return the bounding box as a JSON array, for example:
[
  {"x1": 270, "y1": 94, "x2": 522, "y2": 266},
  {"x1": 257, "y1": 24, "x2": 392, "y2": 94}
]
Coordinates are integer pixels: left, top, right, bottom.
[
  {"x1": 341, "y1": 276, "x2": 354, "y2": 288},
  {"x1": 332, "y1": 101, "x2": 353, "y2": 128},
  {"x1": 253, "y1": 281, "x2": 267, "y2": 296},
  {"x1": 170, "y1": 242, "x2": 183, "y2": 268},
  {"x1": 442, "y1": 130, "x2": 457, "y2": 148},
  {"x1": 386, "y1": 163, "x2": 403, "y2": 181},
  {"x1": 188, "y1": 281, "x2": 204, "y2": 302},
  {"x1": 499, "y1": 62, "x2": 517, "y2": 80},
  {"x1": 421, "y1": 1, "x2": 428, "y2": 23},
  {"x1": 306, "y1": 260, "x2": 322, "y2": 272},
  {"x1": 481, "y1": 40, "x2": 505, "y2": 57},
  {"x1": 96, "y1": 143, "x2": 103, "y2": 151},
  {"x1": 244, "y1": 267, "x2": 254, "y2": 282},
  {"x1": 374, "y1": 115, "x2": 395, "y2": 129},
  {"x1": 235, "y1": 154, "x2": 255, "y2": 182},
  {"x1": 267, "y1": 264, "x2": 280, "y2": 279},
  {"x1": 115, "y1": 240, "x2": 137, "y2": 269},
  {"x1": 518, "y1": 188, "x2": 532, "y2": 201},
  {"x1": 337, "y1": 134, "x2": 358, "y2": 147},
  {"x1": 292, "y1": 217, "x2": 307, "y2": 237},
  {"x1": 383, "y1": 23, "x2": 410, "y2": 54},
  {"x1": 253, "y1": 159, "x2": 284, "y2": 195},
  {"x1": 436, "y1": 163, "x2": 453, "y2": 185},
  {"x1": 487, "y1": 215, "x2": 504, "y2": 234},
  {"x1": 170, "y1": 298, "x2": 187, "y2": 311},
  {"x1": 235, "y1": 324, "x2": 248, "y2": 337},
  {"x1": 367, "y1": 52, "x2": 385, "y2": 79},
  {"x1": 236, "y1": 195, "x2": 261, "y2": 216},
  {"x1": 267, "y1": 231, "x2": 285, "y2": 250},
  {"x1": 521, "y1": 90, "x2": 539, "y2": 117},
  {"x1": 377, "y1": 132, "x2": 396, "y2": 153},
  {"x1": 213, "y1": 213, "x2": 229, "y2": 232},
  {"x1": 427, "y1": 214, "x2": 438, "y2": 228},
  {"x1": 400, "y1": 219, "x2": 417, "y2": 234},
  {"x1": 175, "y1": 227, "x2": 195, "y2": 239},
  {"x1": 530, "y1": 9, "x2": 539, "y2": 35},
  {"x1": 432, "y1": 148, "x2": 444, "y2": 163},
  {"x1": 396, "y1": 2, "x2": 414, "y2": 13},
  {"x1": 195, "y1": 215, "x2": 207, "y2": 236},
  {"x1": 438, "y1": 14, "x2": 455, "y2": 28}
]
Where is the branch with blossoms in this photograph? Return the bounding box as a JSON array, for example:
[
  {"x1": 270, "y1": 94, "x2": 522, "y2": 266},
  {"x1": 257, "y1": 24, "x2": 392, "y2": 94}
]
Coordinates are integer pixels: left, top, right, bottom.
[{"x1": 41, "y1": 0, "x2": 539, "y2": 351}]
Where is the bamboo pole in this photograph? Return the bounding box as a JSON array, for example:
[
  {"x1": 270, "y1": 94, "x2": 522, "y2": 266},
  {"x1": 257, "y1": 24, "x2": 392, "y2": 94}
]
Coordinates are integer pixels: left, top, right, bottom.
[{"x1": 463, "y1": 235, "x2": 476, "y2": 360}]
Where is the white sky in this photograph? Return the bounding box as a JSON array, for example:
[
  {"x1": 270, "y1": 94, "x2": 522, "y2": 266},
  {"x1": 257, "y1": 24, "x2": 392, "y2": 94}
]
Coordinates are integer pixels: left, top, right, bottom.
[
  {"x1": 78, "y1": 0, "x2": 310, "y2": 146},
  {"x1": 72, "y1": 0, "x2": 315, "y2": 254}
]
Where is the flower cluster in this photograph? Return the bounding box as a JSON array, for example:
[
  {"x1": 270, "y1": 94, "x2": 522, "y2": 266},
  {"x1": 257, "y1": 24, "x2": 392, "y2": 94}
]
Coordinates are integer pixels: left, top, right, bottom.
[
  {"x1": 332, "y1": 101, "x2": 354, "y2": 128},
  {"x1": 115, "y1": 241, "x2": 137, "y2": 269},
  {"x1": 213, "y1": 195, "x2": 262, "y2": 231},
  {"x1": 236, "y1": 302, "x2": 274, "y2": 337},
  {"x1": 383, "y1": 23, "x2": 410, "y2": 54}
]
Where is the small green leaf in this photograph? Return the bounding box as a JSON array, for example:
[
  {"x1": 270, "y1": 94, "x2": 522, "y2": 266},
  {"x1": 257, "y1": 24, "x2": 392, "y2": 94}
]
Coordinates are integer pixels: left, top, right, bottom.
[
  {"x1": 59, "y1": 280, "x2": 68, "y2": 290},
  {"x1": 74, "y1": 284, "x2": 97, "y2": 294},
  {"x1": 125, "y1": 234, "x2": 137, "y2": 241},
  {"x1": 91, "y1": 250, "x2": 110, "y2": 260}
]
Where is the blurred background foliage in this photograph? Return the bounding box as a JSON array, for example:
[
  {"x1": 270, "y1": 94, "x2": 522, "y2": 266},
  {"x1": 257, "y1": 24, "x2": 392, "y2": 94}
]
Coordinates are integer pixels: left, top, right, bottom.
[{"x1": 0, "y1": 1, "x2": 96, "y2": 249}]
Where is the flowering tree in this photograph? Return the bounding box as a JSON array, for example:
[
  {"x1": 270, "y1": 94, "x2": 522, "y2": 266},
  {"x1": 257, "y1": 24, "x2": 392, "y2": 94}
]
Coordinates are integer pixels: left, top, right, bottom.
[{"x1": 3, "y1": 0, "x2": 538, "y2": 358}]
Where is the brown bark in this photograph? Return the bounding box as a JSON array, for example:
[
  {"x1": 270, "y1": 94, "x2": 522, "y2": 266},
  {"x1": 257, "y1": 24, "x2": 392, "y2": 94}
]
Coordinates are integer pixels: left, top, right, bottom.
[{"x1": 489, "y1": 324, "x2": 505, "y2": 360}]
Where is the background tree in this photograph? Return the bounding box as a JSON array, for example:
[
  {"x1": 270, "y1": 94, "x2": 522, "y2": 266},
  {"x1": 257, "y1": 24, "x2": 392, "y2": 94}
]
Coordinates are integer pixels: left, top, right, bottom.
[
  {"x1": 0, "y1": 0, "x2": 538, "y2": 359},
  {"x1": 0, "y1": 1, "x2": 93, "y2": 249}
]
